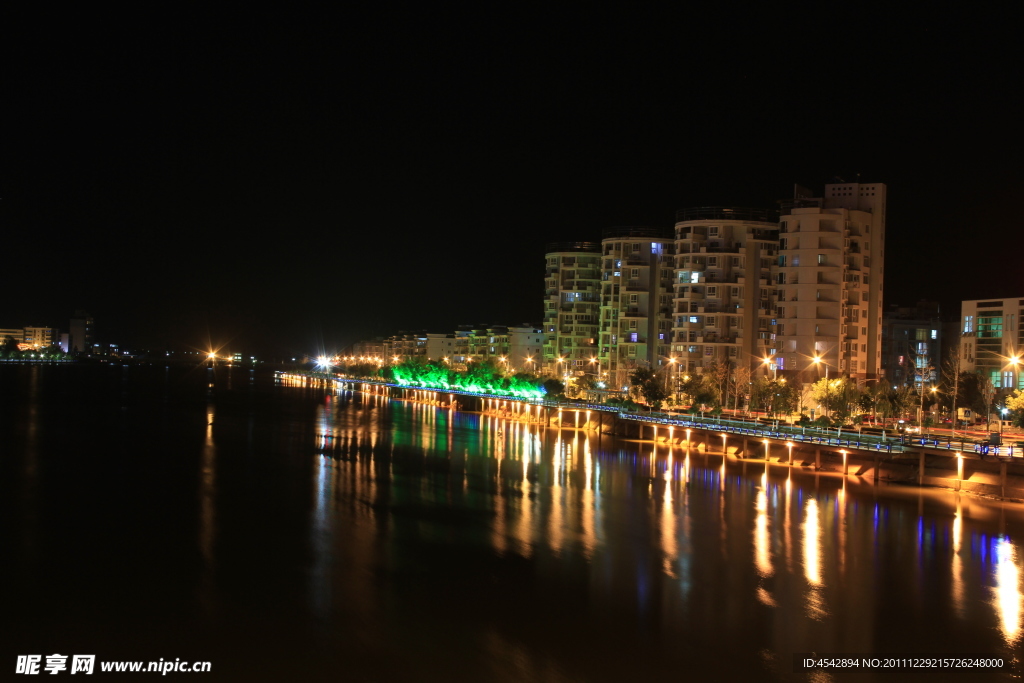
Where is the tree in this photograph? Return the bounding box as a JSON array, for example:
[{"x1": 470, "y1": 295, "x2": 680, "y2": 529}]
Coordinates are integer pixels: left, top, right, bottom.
[
  {"x1": 959, "y1": 371, "x2": 994, "y2": 424},
  {"x1": 751, "y1": 377, "x2": 796, "y2": 416},
  {"x1": 568, "y1": 374, "x2": 597, "y2": 399},
  {"x1": 732, "y1": 366, "x2": 751, "y2": 412},
  {"x1": 1005, "y1": 389, "x2": 1024, "y2": 428},
  {"x1": 629, "y1": 366, "x2": 669, "y2": 410},
  {"x1": 877, "y1": 385, "x2": 915, "y2": 421},
  {"x1": 542, "y1": 378, "x2": 565, "y2": 398},
  {"x1": 941, "y1": 342, "x2": 963, "y2": 431},
  {"x1": 809, "y1": 377, "x2": 861, "y2": 419}
]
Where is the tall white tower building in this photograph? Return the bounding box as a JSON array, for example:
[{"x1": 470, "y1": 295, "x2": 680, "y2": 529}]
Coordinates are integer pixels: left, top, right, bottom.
[{"x1": 774, "y1": 182, "x2": 886, "y2": 382}]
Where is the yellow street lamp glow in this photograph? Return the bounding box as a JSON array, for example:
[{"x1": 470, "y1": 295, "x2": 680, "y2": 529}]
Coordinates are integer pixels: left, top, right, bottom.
[{"x1": 208, "y1": 352, "x2": 216, "y2": 359}]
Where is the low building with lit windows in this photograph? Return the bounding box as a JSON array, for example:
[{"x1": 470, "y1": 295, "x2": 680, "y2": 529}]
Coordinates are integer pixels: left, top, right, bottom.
[{"x1": 960, "y1": 297, "x2": 1024, "y2": 391}]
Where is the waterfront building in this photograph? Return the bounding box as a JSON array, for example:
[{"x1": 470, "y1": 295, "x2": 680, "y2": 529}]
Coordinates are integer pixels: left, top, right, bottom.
[
  {"x1": 598, "y1": 227, "x2": 675, "y2": 390},
  {"x1": 880, "y1": 300, "x2": 942, "y2": 388},
  {"x1": 383, "y1": 332, "x2": 428, "y2": 362},
  {"x1": 509, "y1": 325, "x2": 545, "y2": 374},
  {"x1": 1, "y1": 326, "x2": 60, "y2": 350},
  {"x1": 23, "y1": 327, "x2": 58, "y2": 348},
  {"x1": 774, "y1": 182, "x2": 887, "y2": 382},
  {"x1": 0, "y1": 328, "x2": 24, "y2": 344},
  {"x1": 351, "y1": 338, "x2": 385, "y2": 360},
  {"x1": 69, "y1": 310, "x2": 94, "y2": 355},
  {"x1": 671, "y1": 207, "x2": 778, "y2": 378},
  {"x1": 960, "y1": 297, "x2": 1024, "y2": 390},
  {"x1": 429, "y1": 325, "x2": 544, "y2": 372},
  {"x1": 542, "y1": 242, "x2": 602, "y2": 378},
  {"x1": 426, "y1": 333, "x2": 459, "y2": 364}
]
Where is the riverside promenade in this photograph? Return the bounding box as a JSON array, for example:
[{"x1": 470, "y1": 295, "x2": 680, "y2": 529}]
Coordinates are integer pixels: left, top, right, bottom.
[{"x1": 281, "y1": 371, "x2": 1024, "y2": 501}]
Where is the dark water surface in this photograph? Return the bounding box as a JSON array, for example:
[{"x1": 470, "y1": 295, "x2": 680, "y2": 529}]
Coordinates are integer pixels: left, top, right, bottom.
[{"x1": 2, "y1": 364, "x2": 1024, "y2": 681}]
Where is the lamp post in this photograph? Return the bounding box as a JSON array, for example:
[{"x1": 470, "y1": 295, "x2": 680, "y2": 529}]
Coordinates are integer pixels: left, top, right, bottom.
[
  {"x1": 763, "y1": 356, "x2": 776, "y2": 380},
  {"x1": 812, "y1": 355, "x2": 829, "y2": 380}
]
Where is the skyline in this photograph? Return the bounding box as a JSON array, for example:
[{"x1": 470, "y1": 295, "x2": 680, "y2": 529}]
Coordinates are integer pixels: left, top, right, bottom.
[{"x1": 3, "y1": 8, "x2": 1021, "y2": 356}]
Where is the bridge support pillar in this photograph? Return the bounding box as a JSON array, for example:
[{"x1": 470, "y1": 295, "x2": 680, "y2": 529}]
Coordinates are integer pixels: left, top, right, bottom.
[
  {"x1": 742, "y1": 438, "x2": 748, "y2": 459},
  {"x1": 918, "y1": 452, "x2": 926, "y2": 485},
  {"x1": 815, "y1": 448, "x2": 821, "y2": 470}
]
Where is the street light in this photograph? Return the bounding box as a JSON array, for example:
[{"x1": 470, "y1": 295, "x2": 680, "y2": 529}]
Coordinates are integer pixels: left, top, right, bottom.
[
  {"x1": 812, "y1": 355, "x2": 829, "y2": 380},
  {"x1": 667, "y1": 357, "x2": 677, "y2": 401},
  {"x1": 763, "y1": 356, "x2": 776, "y2": 380}
]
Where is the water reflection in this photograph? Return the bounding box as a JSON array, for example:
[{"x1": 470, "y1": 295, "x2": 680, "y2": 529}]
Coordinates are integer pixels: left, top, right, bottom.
[
  {"x1": 995, "y1": 536, "x2": 1023, "y2": 645},
  {"x1": 297, "y1": 382, "x2": 1024, "y2": 674}
]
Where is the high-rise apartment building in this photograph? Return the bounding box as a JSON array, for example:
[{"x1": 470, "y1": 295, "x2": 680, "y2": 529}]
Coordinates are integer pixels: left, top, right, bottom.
[
  {"x1": 880, "y1": 301, "x2": 942, "y2": 388},
  {"x1": 69, "y1": 310, "x2": 94, "y2": 355},
  {"x1": 671, "y1": 208, "x2": 779, "y2": 375},
  {"x1": 540, "y1": 180, "x2": 887, "y2": 389},
  {"x1": 960, "y1": 297, "x2": 1024, "y2": 391},
  {"x1": 774, "y1": 182, "x2": 886, "y2": 382},
  {"x1": 543, "y1": 243, "x2": 602, "y2": 377},
  {"x1": 598, "y1": 228, "x2": 674, "y2": 389}
]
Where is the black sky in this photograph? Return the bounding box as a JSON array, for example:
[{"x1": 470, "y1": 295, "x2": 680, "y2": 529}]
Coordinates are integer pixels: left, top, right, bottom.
[{"x1": 3, "y1": 6, "x2": 1022, "y2": 356}]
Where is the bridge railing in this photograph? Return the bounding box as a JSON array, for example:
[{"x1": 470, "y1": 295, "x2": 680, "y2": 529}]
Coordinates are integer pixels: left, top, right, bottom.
[{"x1": 617, "y1": 412, "x2": 903, "y2": 454}]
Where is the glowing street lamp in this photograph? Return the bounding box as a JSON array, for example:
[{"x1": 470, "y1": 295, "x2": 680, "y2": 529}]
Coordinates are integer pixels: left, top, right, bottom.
[
  {"x1": 812, "y1": 355, "x2": 829, "y2": 380},
  {"x1": 763, "y1": 356, "x2": 777, "y2": 380}
]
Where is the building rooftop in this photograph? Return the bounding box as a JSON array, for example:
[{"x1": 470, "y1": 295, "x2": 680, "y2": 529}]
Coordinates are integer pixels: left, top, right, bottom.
[{"x1": 674, "y1": 207, "x2": 778, "y2": 223}]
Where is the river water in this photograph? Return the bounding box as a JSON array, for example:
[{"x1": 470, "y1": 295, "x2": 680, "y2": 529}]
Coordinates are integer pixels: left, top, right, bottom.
[{"x1": 2, "y1": 364, "x2": 1023, "y2": 681}]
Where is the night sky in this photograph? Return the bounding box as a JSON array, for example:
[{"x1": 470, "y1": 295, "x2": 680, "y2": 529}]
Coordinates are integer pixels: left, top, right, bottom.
[{"x1": 3, "y1": 7, "x2": 1021, "y2": 357}]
